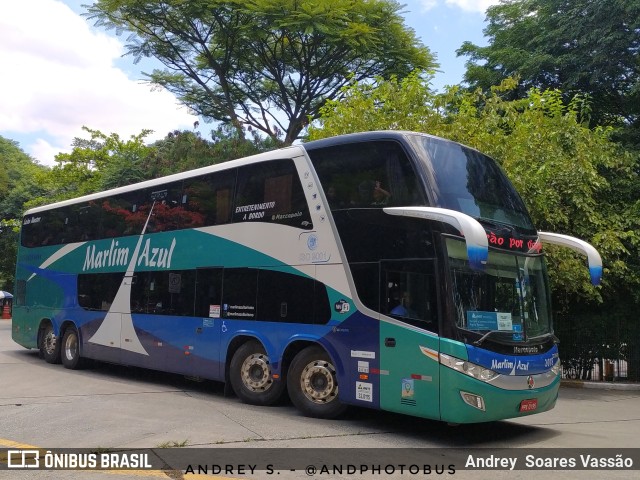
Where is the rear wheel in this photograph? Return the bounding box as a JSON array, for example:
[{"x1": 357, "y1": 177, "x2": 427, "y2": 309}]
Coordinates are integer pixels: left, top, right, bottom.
[
  {"x1": 230, "y1": 340, "x2": 285, "y2": 405},
  {"x1": 61, "y1": 326, "x2": 84, "y2": 370},
  {"x1": 39, "y1": 323, "x2": 60, "y2": 364},
  {"x1": 287, "y1": 346, "x2": 346, "y2": 419}
]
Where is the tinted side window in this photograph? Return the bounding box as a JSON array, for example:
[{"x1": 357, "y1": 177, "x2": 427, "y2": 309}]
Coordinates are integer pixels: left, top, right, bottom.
[
  {"x1": 332, "y1": 210, "x2": 435, "y2": 262},
  {"x1": 308, "y1": 141, "x2": 424, "y2": 210},
  {"x1": 349, "y1": 260, "x2": 439, "y2": 333},
  {"x1": 233, "y1": 159, "x2": 312, "y2": 229},
  {"x1": 144, "y1": 182, "x2": 185, "y2": 233},
  {"x1": 222, "y1": 268, "x2": 257, "y2": 320},
  {"x1": 101, "y1": 192, "x2": 139, "y2": 238},
  {"x1": 106, "y1": 183, "x2": 186, "y2": 236},
  {"x1": 65, "y1": 202, "x2": 102, "y2": 243},
  {"x1": 350, "y1": 263, "x2": 380, "y2": 313},
  {"x1": 22, "y1": 206, "x2": 96, "y2": 247},
  {"x1": 21, "y1": 212, "x2": 49, "y2": 247},
  {"x1": 183, "y1": 170, "x2": 236, "y2": 228},
  {"x1": 257, "y1": 269, "x2": 330, "y2": 324},
  {"x1": 195, "y1": 268, "x2": 223, "y2": 318},
  {"x1": 131, "y1": 270, "x2": 197, "y2": 316},
  {"x1": 78, "y1": 272, "x2": 123, "y2": 311},
  {"x1": 75, "y1": 267, "x2": 332, "y2": 324}
]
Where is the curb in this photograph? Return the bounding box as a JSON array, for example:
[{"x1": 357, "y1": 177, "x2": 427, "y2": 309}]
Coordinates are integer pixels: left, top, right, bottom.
[{"x1": 561, "y1": 379, "x2": 640, "y2": 391}]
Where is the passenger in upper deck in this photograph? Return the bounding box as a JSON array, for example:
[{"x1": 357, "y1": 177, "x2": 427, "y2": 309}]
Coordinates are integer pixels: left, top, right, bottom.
[{"x1": 355, "y1": 179, "x2": 392, "y2": 206}]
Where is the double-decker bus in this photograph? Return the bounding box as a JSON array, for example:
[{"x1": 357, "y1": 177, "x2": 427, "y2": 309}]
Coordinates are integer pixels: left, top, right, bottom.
[{"x1": 12, "y1": 131, "x2": 602, "y2": 423}]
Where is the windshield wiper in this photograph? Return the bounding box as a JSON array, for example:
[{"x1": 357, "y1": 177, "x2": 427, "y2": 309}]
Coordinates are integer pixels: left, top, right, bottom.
[
  {"x1": 473, "y1": 330, "x2": 557, "y2": 347},
  {"x1": 473, "y1": 330, "x2": 509, "y2": 346},
  {"x1": 526, "y1": 332, "x2": 559, "y2": 344}
]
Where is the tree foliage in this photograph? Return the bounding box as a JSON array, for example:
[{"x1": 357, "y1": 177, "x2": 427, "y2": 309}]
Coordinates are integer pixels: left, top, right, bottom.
[
  {"x1": 86, "y1": 0, "x2": 436, "y2": 144},
  {"x1": 0, "y1": 137, "x2": 49, "y2": 290},
  {"x1": 457, "y1": 0, "x2": 640, "y2": 148},
  {"x1": 151, "y1": 125, "x2": 276, "y2": 176},
  {"x1": 309, "y1": 75, "x2": 640, "y2": 305},
  {"x1": 27, "y1": 127, "x2": 156, "y2": 208},
  {"x1": 0, "y1": 126, "x2": 275, "y2": 290},
  {"x1": 0, "y1": 137, "x2": 49, "y2": 220}
]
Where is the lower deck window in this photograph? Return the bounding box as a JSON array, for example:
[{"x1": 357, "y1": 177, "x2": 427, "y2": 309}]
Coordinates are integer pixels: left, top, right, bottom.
[{"x1": 77, "y1": 267, "x2": 330, "y2": 324}]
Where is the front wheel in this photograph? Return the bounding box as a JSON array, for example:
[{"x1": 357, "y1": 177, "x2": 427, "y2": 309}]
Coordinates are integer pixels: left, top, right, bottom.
[
  {"x1": 61, "y1": 326, "x2": 84, "y2": 370},
  {"x1": 229, "y1": 340, "x2": 285, "y2": 406},
  {"x1": 39, "y1": 323, "x2": 60, "y2": 364},
  {"x1": 287, "y1": 346, "x2": 346, "y2": 419}
]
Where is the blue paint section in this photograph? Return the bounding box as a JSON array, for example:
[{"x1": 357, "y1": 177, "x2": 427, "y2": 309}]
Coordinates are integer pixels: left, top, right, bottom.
[
  {"x1": 590, "y1": 265, "x2": 603, "y2": 286},
  {"x1": 25, "y1": 265, "x2": 381, "y2": 409},
  {"x1": 323, "y1": 310, "x2": 381, "y2": 408},
  {"x1": 19, "y1": 263, "x2": 80, "y2": 336},
  {"x1": 20, "y1": 263, "x2": 78, "y2": 307},
  {"x1": 467, "y1": 244, "x2": 488, "y2": 271},
  {"x1": 466, "y1": 343, "x2": 558, "y2": 376}
]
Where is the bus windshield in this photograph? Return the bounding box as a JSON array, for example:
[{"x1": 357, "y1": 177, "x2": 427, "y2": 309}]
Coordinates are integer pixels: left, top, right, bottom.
[
  {"x1": 414, "y1": 136, "x2": 535, "y2": 232},
  {"x1": 446, "y1": 238, "x2": 552, "y2": 342}
]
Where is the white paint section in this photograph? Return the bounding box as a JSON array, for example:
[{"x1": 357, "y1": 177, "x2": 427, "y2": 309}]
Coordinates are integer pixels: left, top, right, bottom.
[
  {"x1": 195, "y1": 223, "x2": 352, "y2": 298},
  {"x1": 538, "y1": 231, "x2": 603, "y2": 285},
  {"x1": 88, "y1": 205, "x2": 157, "y2": 356}
]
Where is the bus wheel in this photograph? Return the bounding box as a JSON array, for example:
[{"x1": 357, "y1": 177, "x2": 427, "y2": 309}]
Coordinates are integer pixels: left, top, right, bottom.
[
  {"x1": 230, "y1": 341, "x2": 284, "y2": 406},
  {"x1": 287, "y1": 346, "x2": 346, "y2": 419},
  {"x1": 61, "y1": 326, "x2": 84, "y2": 370},
  {"x1": 39, "y1": 323, "x2": 61, "y2": 364}
]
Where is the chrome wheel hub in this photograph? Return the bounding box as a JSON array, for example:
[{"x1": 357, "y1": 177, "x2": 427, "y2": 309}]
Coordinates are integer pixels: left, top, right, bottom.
[
  {"x1": 241, "y1": 353, "x2": 273, "y2": 392},
  {"x1": 64, "y1": 333, "x2": 77, "y2": 360},
  {"x1": 300, "y1": 360, "x2": 338, "y2": 404},
  {"x1": 43, "y1": 330, "x2": 56, "y2": 355}
]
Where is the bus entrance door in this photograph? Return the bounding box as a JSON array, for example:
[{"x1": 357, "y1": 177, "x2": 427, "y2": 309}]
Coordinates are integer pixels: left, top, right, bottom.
[
  {"x1": 189, "y1": 268, "x2": 224, "y2": 381},
  {"x1": 378, "y1": 262, "x2": 441, "y2": 419}
]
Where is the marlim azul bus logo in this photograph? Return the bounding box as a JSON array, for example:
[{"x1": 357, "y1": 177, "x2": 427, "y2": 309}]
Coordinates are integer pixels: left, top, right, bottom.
[{"x1": 82, "y1": 237, "x2": 176, "y2": 272}]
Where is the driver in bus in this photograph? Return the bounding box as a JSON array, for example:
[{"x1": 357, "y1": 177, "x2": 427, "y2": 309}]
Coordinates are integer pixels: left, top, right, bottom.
[{"x1": 391, "y1": 291, "x2": 417, "y2": 318}]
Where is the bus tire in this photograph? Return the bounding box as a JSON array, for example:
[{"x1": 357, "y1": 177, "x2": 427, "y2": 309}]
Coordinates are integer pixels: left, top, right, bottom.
[
  {"x1": 39, "y1": 323, "x2": 61, "y2": 364},
  {"x1": 287, "y1": 346, "x2": 346, "y2": 419},
  {"x1": 229, "y1": 340, "x2": 284, "y2": 406},
  {"x1": 61, "y1": 326, "x2": 84, "y2": 370}
]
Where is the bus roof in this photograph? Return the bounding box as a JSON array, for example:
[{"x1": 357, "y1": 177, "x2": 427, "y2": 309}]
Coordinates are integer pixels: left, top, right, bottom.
[
  {"x1": 23, "y1": 130, "x2": 480, "y2": 216},
  {"x1": 24, "y1": 144, "x2": 305, "y2": 215}
]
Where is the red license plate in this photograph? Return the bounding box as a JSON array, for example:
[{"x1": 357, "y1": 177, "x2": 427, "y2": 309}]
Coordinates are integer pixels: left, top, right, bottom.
[{"x1": 519, "y1": 399, "x2": 538, "y2": 412}]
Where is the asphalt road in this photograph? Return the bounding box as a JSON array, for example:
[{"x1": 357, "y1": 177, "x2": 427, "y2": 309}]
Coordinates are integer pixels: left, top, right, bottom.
[{"x1": 1, "y1": 320, "x2": 639, "y2": 479}]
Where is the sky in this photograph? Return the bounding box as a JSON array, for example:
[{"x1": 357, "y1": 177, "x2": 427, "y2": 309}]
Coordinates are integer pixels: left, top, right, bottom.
[{"x1": 0, "y1": 0, "x2": 500, "y2": 167}]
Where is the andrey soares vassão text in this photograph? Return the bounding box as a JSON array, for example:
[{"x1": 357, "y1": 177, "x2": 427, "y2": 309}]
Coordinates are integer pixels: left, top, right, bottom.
[{"x1": 465, "y1": 453, "x2": 635, "y2": 470}]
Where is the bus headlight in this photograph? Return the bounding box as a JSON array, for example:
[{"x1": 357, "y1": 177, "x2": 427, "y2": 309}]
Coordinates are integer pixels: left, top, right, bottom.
[
  {"x1": 440, "y1": 353, "x2": 499, "y2": 383},
  {"x1": 551, "y1": 359, "x2": 561, "y2": 376}
]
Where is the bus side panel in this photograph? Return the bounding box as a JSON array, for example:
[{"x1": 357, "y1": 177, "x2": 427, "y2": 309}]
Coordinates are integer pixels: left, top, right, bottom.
[
  {"x1": 11, "y1": 306, "x2": 45, "y2": 349},
  {"x1": 325, "y1": 310, "x2": 381, "y2": 409},
  {"x1": 379, "y1": 322, "x2": 440, "y2": 420},
  {"x1": 77, "y1": 312, "x2": 224, "y2": 381},
  {"x1": 12, "y1": 252, "x2": 73, "y2": 349}
]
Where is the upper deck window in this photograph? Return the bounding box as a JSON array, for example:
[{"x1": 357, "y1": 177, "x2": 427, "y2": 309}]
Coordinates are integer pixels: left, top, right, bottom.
[
  {"x1": 21, "y1": 159, "x2": 312, "y2": 248},
  {"x1": 307, "y1": 140, "x2": 424, "y2": 210},
  {"x1": 417, "y1": 136, "x2": 535, "y2": 232}
]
